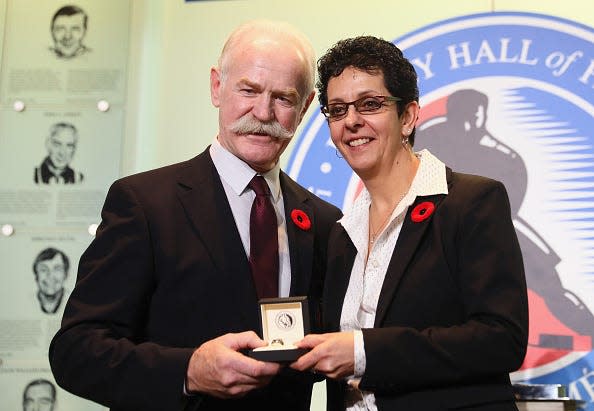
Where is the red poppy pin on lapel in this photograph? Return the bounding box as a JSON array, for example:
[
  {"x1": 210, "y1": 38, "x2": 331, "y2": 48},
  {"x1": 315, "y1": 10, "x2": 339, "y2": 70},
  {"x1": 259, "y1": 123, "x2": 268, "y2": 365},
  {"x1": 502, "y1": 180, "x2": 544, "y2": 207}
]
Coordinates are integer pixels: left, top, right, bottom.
[
  {"x1": 411, "y1": 201, "x2": 435, "y2": 223},
  {"x1": 291, "y1": 209, "x2": 311, "y2": 230}
]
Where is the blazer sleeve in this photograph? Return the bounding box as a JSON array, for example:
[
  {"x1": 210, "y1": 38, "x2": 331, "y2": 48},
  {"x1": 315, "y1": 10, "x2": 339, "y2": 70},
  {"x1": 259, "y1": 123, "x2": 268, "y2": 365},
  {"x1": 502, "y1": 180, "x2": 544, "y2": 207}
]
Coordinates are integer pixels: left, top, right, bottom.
[
  {"x1": 360, "y1": 178, "x2": 528, "y2": 393},
  {"x1": 49, "y1": 179, "x2": 194, "y2": 410}
]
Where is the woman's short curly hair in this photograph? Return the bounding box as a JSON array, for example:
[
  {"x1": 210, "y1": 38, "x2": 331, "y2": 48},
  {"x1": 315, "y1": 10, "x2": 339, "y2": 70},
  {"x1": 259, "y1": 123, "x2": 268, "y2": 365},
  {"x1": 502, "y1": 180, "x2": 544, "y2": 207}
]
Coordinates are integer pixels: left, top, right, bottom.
[{"x1": 317, "y1": 36, "x2": 419, "y2": 144}]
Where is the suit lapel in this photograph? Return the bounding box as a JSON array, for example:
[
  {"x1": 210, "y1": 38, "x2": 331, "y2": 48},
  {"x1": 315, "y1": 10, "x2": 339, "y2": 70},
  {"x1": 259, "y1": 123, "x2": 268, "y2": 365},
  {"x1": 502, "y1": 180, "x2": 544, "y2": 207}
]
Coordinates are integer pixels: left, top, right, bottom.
[
  {"x1": 280, "y1": 173, "x2": 315, "y2": 296},
  {"x1": 374, "y1": 187, "x2": 449, "y2": 326},
  {"x1": 175, "y1": 150, "x2": 259, "y2": 325}
]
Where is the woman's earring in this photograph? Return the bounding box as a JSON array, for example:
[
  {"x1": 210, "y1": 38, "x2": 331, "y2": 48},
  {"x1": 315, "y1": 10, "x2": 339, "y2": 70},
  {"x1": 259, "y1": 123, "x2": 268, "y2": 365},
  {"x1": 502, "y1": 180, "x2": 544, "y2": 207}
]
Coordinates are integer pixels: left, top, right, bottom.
[
  {"x1": 402, "y1": 128, "x2": 412, "y2": 146},
  {"x1": 335, "y1": 149, "x2": 343, "y2": 159}
]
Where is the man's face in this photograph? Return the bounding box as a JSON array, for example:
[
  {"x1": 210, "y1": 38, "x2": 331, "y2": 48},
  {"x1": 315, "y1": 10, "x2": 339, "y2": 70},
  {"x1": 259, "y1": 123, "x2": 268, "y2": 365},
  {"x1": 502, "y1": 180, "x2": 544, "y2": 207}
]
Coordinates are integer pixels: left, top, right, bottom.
[
  {"x1": 23, "y1": 383, "x2": 55, "y2": 411},
  {"x1": 35, "y1": 254, "x2": 67, "y2": 297},
  {"x1": 46, "y1": 127, "x2": 76, "y2": 169},
  {"x1": 210, "y1": 38, "x2": 313, "y2": 172},
  {"x1": 51, "y1": 13, "x2": 86, "y2": 57}
]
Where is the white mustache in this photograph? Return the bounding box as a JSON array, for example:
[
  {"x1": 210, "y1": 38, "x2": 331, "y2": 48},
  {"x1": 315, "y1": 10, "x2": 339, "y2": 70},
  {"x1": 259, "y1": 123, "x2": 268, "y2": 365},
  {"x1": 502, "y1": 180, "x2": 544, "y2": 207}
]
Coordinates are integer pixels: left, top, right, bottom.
[{"x1": 230, "y1": 115, "x2": 294, "y2": 139}]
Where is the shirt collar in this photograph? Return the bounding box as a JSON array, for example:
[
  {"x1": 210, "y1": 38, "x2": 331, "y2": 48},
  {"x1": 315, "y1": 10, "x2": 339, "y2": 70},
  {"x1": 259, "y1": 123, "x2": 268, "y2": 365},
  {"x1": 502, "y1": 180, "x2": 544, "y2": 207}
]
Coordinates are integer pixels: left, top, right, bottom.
[
  {"x1": 340, "y1": 149, "x2": 448, "y2": 232},
  {"x1": 408, "y1": 148, "x2": 448, "y2": 198},
  {"x1": 209, "y1": 137, "x2": 282, "y2": 200}
]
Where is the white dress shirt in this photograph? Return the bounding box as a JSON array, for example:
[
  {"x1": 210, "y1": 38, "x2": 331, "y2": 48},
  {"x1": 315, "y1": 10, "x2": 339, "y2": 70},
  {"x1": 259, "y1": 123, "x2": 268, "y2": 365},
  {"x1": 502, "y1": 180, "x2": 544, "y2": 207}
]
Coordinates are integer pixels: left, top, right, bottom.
[
  {"x1": 209, "y1": 138, "x2": 291, "y2": 297},
  {"x1": 338, "y1": 149, "x2": 448, "y2": 410}
]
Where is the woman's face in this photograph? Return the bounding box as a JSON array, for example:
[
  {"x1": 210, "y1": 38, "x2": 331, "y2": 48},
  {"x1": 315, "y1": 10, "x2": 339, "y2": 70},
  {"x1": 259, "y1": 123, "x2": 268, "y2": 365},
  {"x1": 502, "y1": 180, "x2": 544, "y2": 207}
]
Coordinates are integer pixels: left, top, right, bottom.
[{"x1": 326, "y1": 67, "x2": 407, "y2": 177}]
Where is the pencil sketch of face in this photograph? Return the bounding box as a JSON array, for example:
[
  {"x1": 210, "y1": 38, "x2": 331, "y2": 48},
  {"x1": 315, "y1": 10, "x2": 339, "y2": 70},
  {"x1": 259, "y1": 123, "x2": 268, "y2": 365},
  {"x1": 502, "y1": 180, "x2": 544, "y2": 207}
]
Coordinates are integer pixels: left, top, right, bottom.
[
  {"x1": 50, "y1": 5, "x2": 89, "y2": 59},
  {"x1": 33, "y1": 248, "x2": 70, "y2": 314},
  {"x1": 34, "y1": 251, "x2": 68, "y2": 298},
  {"x1": 46, "y1": 123, "x2": 78, "y2": 170},
  {"x1": 23, "y1": 379, "x2": 56, "y2": 411}
]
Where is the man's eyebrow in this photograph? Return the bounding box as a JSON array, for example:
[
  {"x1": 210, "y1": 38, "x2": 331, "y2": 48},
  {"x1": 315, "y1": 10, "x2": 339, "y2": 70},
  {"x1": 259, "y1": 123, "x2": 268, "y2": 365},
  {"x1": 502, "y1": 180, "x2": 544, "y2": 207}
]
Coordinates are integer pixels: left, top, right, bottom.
[
  {"x1": 274, "y1": 88, "x2": 300, "y2": 100},
  {"x1": 237, "y1": 78, "x2": 262, "y2": 90},
  {"x1": 238, "y1": 78, "x2": 300, "y2": 99}
]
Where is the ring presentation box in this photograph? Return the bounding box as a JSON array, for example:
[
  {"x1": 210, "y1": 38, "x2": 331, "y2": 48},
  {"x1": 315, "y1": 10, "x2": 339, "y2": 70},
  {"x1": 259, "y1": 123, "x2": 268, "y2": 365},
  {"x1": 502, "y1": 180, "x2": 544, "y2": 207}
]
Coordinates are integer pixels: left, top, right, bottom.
[{"x1": 248, "y1": 296, "x2": 310, "y2": 362}]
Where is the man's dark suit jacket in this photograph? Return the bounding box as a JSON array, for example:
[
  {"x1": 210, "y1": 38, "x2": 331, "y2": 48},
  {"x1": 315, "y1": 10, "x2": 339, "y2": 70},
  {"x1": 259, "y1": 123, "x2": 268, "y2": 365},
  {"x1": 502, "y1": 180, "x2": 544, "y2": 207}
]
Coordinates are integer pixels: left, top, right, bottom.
[
  {"x1": 49, "y1": 148, "x2": 341, "y2": 411},
  {"x1": 324, "y1": 169, "x2": 528, "y2": 411}
]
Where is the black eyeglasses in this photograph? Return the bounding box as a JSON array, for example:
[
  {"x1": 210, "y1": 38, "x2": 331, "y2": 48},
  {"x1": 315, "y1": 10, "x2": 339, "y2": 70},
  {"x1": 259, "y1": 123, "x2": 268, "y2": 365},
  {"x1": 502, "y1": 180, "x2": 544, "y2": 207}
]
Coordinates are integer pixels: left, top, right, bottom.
[{"x1": 321, "y1": 95, "x2": 401, "y2": 121}]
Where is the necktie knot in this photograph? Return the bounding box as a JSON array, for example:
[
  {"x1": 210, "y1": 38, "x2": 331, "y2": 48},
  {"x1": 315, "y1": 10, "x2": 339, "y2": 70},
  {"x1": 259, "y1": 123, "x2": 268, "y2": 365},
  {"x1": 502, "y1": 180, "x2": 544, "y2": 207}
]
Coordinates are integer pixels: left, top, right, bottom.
[{"x1": 249, "y1": 175, "x2": 271, "y2": 197}]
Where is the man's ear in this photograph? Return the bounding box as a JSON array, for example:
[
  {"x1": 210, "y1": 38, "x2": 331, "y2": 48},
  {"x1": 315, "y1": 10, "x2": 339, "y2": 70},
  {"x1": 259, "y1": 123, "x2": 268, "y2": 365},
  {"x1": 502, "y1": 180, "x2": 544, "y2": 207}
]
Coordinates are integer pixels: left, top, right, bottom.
[
  {"x1": 298, "y1": 91, "x2": 316, "y2": 124},
  {"x1": 210, "y1": 67, "x2": 222, "y2": 108}
]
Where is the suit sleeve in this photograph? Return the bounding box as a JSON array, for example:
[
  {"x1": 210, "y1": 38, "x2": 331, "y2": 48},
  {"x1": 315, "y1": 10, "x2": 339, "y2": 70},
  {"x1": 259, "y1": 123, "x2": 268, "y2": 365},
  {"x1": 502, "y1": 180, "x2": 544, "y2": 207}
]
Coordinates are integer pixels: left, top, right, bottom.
[
  {"x1": 360, "y1": 179, "x2": 528, "y2": 392},
  {"x1": 49, "y1": 179, "x2": 194, "y2": 410}
]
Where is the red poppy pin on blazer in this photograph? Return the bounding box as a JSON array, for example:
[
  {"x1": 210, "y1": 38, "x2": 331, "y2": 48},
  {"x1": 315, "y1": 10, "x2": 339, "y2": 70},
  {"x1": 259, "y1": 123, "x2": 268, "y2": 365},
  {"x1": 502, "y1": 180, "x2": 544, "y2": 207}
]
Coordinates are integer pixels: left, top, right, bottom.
[
  {"x1": 291, "y1": 209, "x2": 311, "y2": 230},
  {"x1": 411, "y1": 201, "x2": 435, "y2": 223}
]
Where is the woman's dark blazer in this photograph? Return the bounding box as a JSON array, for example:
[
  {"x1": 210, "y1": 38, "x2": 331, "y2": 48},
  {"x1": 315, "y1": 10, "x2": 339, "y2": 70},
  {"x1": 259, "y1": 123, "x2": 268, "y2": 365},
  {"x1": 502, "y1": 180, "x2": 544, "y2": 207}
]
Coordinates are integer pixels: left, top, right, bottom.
[{"x1": 323, "y1": 169, "x2": 528, "y2": 410}]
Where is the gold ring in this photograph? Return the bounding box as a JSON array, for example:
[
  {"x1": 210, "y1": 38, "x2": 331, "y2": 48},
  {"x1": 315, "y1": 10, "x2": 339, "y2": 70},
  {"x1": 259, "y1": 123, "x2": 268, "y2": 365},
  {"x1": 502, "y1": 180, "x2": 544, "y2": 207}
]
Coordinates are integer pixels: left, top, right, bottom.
[{"x1": 270, "y1": 338, "x2": 284, "y2": 346}]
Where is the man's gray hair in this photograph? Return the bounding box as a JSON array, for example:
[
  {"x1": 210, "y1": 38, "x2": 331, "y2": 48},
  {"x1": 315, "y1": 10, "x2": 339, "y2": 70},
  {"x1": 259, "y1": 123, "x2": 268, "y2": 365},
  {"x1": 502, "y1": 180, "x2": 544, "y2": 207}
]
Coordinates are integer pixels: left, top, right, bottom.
[
  {"x1": 49, "y1": 122, "x2": 78, "y2": 141},
  {"x1": 217, "y1": 20, "x2": 316, "y2": 98}
]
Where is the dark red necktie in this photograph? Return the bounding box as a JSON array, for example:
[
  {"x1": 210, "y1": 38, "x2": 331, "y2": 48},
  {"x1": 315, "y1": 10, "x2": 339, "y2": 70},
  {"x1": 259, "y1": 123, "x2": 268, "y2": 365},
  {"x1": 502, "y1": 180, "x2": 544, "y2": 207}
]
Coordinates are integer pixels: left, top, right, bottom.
[{"x1": 248, "y1": 175, "x2": 279, "y2": 298}]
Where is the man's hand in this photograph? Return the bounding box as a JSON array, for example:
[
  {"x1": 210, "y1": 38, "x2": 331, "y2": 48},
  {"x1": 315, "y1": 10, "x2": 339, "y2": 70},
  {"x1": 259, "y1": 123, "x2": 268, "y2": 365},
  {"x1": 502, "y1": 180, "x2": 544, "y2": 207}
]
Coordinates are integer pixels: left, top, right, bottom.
[
  {"x1": 290, "y1": 332, "x2": 355, "y2": 380},
  {"x1": 186, "y1": 331, "x2": 281, "y2": 398}
]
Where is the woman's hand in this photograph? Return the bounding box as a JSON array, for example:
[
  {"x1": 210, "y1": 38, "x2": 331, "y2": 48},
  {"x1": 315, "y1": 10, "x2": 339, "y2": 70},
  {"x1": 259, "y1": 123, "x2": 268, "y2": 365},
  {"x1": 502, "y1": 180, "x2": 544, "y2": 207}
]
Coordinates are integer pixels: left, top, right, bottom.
[{"x1": 290, "y1": 332, "x2": 355, "y2": 380}]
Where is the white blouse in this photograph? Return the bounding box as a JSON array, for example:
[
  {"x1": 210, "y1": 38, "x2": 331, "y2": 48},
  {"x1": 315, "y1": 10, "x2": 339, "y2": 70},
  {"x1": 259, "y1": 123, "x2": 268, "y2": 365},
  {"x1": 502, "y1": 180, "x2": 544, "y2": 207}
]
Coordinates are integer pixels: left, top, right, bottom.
[{"x1": 338, "y1": 149, "x2": 448, "y2": 411}]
